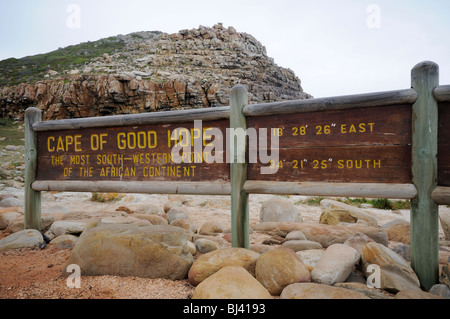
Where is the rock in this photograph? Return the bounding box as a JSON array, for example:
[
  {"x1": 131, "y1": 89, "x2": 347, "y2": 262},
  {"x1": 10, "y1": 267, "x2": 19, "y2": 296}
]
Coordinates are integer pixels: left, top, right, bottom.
[
  {"x1": 320, "y1": 199, "x2": 378, "y2": 227},
  {"x1": 439, "y1": 263, "x2": 449, "y2": 286},
  {"x1": 311, "y1": 244, "x2": 360, "y2": 285},
  {"x1": 170, "y1": 219, "x2": 195, "y2": 241},
  {"x1": 440, "y1": 211, "x2": 450, "y2": 240},
  {"x1": 98, "y1": 216, "x2": 152, "y2": 226},
  {"x1": 280, "y1": 283, "x2": 369, "y2": 299},
  {"x1": 49, "y1": 234, "x2": 79, "y2": 248},
  {"x1": 166, "y1": 207, "x2": 189, "y2": 223},
  {"x1": 281, "y1": 240, "x2": 323, "y2": 252},
  {"x1": 333, "y1": 282, "x2": 394, "y2": 299},
  {"x1": 133, "y1": 213, "x2": 168, "y2": 225},
  {"x1": 135, "y1": 203, "x2": 165, "y2": 216},
  {"x1": 259, "y1": 197, "x2": 303, "y2": 223},
  {"x1": 163, "y1": 199, "x2": 182, "y2": 213},
  {"x1": 255, "y1": 247, "x2": 311, "y2": 295},
  {"x1": 362, "y1": 242, "x2": 421, "y2": 293},
  {"x1": 296, "y1": 249, "x2": 324, "y2": 271},
  {"x1": 63, "y1": 224, "x2": 193, "y2": 280},
  {"x1": 187, "y1": 240, "x2": 196, "y2": 255},
  {"x1": 249, "y1": 244, "x2": 274, "y2": 254},
  {"x1": 381, "y1": 219, "x2": 410, "y2": 244},
  {"x1": 392, "y1": 244, "x2": 410, "y2": 261},
  {"x1": 188, "y1": 247, "x2": 260, "y2": 286},
  {"x1": 0, "y1": 207, "x2": 22, "y2": 230},
  {"x1": 343, "y1": 232, "x2": 375, "y2": 257},
  {"x1": 192, "y1": 266, "x2": 272, "y2": 299},
  {"x1": 195, "y1": 238, "x2": 220, "y2": 253},
  {"x1": 395, "y1": 290, "x2": 445, "y2": 299},
  {"x1": 6, "y1": 215, "x2": 54, "y2": 233},
  {"x1": 428, "y1": 284, "x2": 450, "y2": 299},
  {"x1": 319, "y1": 208, "x2": 357, "y2": 225},
  {"x1": 197, "y1": 221, "x2": 224, "y2": 235},
  {"x1": 49, "y1": 219, "x2": 95, "y2": 236},
  {"x1": 0, "y1": 229, "x2": 43, "y2": 251},
  {"x1": 285, "y1": 230, "x2": 307, "y2": 241},
  {"x1": 0, "y1": 197, "x2": 23, "y2": 208},
  {"x1": 252, "y1": 222, "x2": 388, "y2": 248}
]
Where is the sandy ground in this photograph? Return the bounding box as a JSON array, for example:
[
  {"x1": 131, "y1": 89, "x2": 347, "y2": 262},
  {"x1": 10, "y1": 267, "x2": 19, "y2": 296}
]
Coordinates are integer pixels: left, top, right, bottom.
[{"x1": 0, "y1": 190, "x2": 448, "y2": 299}]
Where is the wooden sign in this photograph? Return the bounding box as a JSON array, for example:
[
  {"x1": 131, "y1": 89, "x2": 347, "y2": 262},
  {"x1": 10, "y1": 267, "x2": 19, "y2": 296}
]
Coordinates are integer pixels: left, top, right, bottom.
[
  {"x1": 36, "y1": 120, "x2": 230, "y2": 182},
  {"x1": 247, "y1": 104, "x2": 412, "y2": 184},
  {"x1": 439, "y1": 102, "x2": 450, "y2": 186}
]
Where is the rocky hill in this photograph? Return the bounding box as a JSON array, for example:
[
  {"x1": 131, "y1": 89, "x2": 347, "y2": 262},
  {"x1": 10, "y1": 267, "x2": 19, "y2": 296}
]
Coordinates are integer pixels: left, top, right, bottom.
[{"x1": 0, "y1": 23, "x2": 311, "y2": 121}]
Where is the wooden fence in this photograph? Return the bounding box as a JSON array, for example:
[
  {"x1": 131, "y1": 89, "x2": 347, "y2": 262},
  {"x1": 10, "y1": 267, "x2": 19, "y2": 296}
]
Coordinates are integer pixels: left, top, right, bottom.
[{"x1": 24, "y1": 61, "x2": 450, "y2": 290}]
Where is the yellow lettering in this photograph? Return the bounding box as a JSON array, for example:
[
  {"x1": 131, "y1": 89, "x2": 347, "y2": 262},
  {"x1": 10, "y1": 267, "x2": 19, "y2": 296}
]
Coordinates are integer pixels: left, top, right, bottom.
[
  {"x1": 74, "y1": 135, "x2": 82, "y2": 152},
  {"x1": 117, "y1": 132, "x2": 126, "y2": 150},
  {"x1": 359, "y1": 123, "x2": 366, "y2": 133},
  {"x1": 57, "y1": 136, "x2": 65, "y2": 152},
  {"x1": 47, "y1": 136, "x2": 55, "y2": 152}
]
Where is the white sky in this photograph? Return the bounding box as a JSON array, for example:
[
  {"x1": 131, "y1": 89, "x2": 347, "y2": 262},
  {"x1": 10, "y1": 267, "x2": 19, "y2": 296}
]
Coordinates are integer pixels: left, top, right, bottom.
[{"x1": 0, "y1": 0, "x2": 449, "y2": 97}]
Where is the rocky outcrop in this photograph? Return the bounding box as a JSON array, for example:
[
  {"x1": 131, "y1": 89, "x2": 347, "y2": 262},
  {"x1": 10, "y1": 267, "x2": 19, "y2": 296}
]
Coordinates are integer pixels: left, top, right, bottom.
[{"x1": 0, "y1": 23, "x2": 311, "y2": 121}]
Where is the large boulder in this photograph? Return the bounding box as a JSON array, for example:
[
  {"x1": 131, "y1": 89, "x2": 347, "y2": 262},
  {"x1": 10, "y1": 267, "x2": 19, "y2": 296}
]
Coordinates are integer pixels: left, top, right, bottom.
[
  {"x1": 311, "y1": 244, "x2": 360, "y2": 285},
  {"x1": 188, "y1": 247, "x2": 260, "y2": 286},
  {"x1": 0, "y1": 229, "x2": 43, "y2": 251},
  {"x1": 192, "y1": 266, "x2": 272, "y2": 299},
  {"x1": 280, "y1": 282, "x2": 369, "y2": 299},
  {"x1": 362, "y1": 242, "x2": 421, "y2": 292},
  {"x1": 259, "y1": 197, "x2": 303, "y2": 223},
  {"x1": 0, "y1": 207, "x2": 22, "y2": 230},
  {"x1": 255, "y1": 247, "x2": 311, "y2": 295},
  {"x1": 63, "y1": 224, "x2": 193, "y2": 280},
  {"x1": 320, "y1": 199, "x2": 378, "y2": 226}
]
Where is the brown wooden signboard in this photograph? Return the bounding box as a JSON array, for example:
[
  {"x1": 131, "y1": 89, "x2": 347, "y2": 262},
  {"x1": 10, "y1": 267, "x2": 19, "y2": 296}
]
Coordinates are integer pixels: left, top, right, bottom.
[
  {"x1": 247, "y1": 104, "x2": 412, "y2": 183},
  {"x1": 438, "y1": 102, "x2": 450, "y2": 186},
  {"x1": 36, "y1": 119, "x2": 230, "y2": 182}
]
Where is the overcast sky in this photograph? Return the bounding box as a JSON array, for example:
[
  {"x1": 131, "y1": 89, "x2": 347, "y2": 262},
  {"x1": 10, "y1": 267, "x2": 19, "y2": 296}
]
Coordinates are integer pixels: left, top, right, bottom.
[{"x1": 0, "y1": 0, "x2": 449, "y2": 97}]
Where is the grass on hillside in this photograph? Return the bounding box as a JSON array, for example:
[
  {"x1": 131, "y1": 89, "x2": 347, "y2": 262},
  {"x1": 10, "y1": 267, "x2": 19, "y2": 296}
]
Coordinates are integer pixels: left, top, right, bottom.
[
  {"x1": 0, "y1": 118, "x2": 24, "y2": 148},
  {"x1": 0, "y1": 36, "x2": 126, "y2": 85}
]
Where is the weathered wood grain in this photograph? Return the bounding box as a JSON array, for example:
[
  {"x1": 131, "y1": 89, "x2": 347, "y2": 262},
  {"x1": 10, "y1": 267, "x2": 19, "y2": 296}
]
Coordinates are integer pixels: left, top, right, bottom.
[
  {"x1": 244, "y1": 89, "x2": 417, "y2": 117},
  {"x1": 410, "y1": 61, "x2": 439, "y2": 291},
  {"x1": 33, "y1": 106, "x2": 230, "y2": 131},
  {"x1": 32, "y1": 180, "x2": 231, "y2": 195},
  {"x1": 434, "y1": 85, "x2": 450, "y2": 102},
  {"x1": 229, "y1": 86, "x2": 250, "y2": 249},
  {"x1": 24, "y1": 107, "x2": 42, "y2": 230},
  {"x1": 244, "y1": 181, "x2": 417, "y2": 199}
]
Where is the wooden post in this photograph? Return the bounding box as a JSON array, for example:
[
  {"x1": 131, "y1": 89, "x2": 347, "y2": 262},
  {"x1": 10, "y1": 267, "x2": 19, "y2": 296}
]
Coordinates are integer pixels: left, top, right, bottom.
[
  {"x1": 229, "y1": 86, "x2": 249, "y2": 248},
  {"x1": 410, "y1": 61, "x2": 439, "y2": 291},
  {"x1": 24, "y1": 107, "x2": 42, "y2": 230}
]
